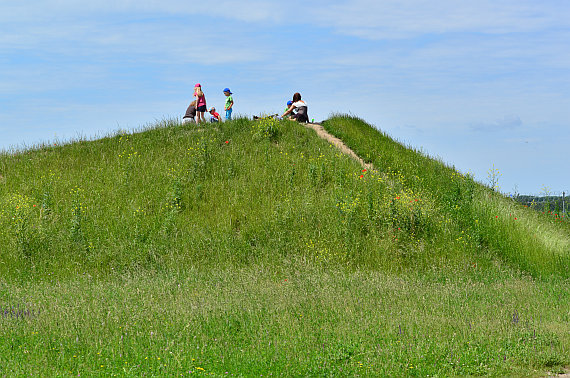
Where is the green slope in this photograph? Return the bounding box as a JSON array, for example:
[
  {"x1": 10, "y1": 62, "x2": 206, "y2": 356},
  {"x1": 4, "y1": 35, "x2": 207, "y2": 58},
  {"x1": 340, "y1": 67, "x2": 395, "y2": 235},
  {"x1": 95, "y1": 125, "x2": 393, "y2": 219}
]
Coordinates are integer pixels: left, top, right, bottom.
[
  {"x1": 0, "y1": 116, "x2": 569, "y2": 376},
  {"x1": 324, "y1": 115, "x2": 570, "y2": 277},
  {"x1": 0, "y1": 117, "x2": 457, "y2": 278},
  {"x1": 4, "y1": 116, "x2": 568, "y2": 278}
]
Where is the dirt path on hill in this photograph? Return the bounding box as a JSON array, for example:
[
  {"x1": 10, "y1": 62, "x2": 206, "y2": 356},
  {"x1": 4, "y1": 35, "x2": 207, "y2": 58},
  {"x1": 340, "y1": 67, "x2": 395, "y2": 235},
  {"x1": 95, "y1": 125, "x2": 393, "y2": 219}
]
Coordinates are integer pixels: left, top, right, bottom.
[
  {"x1": 303, "y1": 123, "x2": 570, "y2": 378},
  {"x1": 304, "y1": 123, "x2": 374, "y2": 171}
]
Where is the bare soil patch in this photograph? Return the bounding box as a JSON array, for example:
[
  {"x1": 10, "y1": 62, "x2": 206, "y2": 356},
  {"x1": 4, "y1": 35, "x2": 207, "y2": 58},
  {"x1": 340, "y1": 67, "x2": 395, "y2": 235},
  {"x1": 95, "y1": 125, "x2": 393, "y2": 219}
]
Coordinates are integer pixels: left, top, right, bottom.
[{"x1": 304, "y1": 123, "x2": 374, "y2": 171}]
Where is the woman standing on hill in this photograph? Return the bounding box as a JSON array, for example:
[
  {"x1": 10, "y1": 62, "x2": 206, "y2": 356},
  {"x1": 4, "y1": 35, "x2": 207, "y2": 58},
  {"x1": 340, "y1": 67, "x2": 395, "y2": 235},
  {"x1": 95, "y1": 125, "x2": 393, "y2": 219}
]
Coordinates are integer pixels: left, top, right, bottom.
[
  {"x1": 282, "y1": 92, "x2": 309, "y2": 123},
  {"x1": 193, "y1": 84, "x2": 207, "y2": 123}
]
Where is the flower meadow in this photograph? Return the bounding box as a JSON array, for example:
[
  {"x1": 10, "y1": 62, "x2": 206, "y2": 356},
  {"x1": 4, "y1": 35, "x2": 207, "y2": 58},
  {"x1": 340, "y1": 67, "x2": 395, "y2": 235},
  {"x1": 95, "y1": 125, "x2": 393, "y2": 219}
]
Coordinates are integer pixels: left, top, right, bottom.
[
  {"x1": 324, "y1": 115, "x2": 570, "y2": 277},
  {"x1": 0, "y1": 116, "x2": 569, "y2": 376}
]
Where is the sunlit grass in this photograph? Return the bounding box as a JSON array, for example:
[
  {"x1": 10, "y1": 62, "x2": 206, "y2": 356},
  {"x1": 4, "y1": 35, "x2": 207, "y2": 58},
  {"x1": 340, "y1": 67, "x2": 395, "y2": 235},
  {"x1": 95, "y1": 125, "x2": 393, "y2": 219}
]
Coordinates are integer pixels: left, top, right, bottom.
[
  {"x1": 1, "y1": 262, "x2": 568, "y2": 376},
  {"x1": 323, "y1": 114, "x2": 570, "y2": 277},
  {"x1": 0, "y1": 116, "x2": 569, "y2": 375}
]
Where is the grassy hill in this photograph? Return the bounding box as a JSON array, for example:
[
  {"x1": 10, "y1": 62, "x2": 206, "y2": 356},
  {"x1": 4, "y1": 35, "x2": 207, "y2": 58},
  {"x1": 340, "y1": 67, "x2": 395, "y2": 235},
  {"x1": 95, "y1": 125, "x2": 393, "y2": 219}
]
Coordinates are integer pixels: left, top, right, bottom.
[{"x1": 1, "y1": 116, "x2": 569, "y2": 376}]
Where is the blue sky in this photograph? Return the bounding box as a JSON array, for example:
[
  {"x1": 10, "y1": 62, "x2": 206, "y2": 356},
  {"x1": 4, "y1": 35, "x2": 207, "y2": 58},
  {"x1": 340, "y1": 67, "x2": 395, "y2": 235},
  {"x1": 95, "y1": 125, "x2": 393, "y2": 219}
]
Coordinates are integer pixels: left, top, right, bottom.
[{"x1": 1, "y1": 1, "x2": 569, "y2": 194}]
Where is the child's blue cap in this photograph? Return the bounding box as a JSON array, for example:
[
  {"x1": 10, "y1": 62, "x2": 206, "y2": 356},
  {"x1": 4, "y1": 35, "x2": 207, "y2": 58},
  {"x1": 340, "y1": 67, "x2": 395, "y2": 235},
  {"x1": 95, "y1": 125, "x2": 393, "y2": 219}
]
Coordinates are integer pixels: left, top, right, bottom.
[
  {"x1": 223, "y1": 88, "x2": 232, "y2": 94},
  {"x1": 287, "y1": 101, "x2": 292, "y2": 106}
]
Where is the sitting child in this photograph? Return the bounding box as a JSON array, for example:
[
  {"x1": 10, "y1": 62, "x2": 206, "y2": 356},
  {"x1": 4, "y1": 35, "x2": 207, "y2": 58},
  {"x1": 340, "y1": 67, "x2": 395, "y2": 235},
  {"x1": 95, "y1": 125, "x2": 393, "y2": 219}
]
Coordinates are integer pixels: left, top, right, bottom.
[
  {"x1": 209, "y1": 107, "x2": 222, "y2": 123},
  {"x1": 183, "y1": 100, "x2": 197, "y2": 123}
]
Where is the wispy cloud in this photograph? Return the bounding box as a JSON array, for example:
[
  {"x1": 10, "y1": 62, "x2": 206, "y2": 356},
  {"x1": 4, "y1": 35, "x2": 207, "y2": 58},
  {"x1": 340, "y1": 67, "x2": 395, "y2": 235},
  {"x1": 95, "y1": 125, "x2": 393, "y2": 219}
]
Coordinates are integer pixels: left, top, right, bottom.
[
  {"x1": 310, "y1": 1, "x2": 570, "y2": 40},
  {"x1": 1, "y1": 1, "x2": 569, "y2": 192},
  {"x1": 0, "y1": 1, "x2": 291, "y2": 24},
  {"x1": 1, "y1": 19, "x2": 266, "y2": 66},
  {"x1": 469, "y1": 115, "x2": 523, "y2": 131}
]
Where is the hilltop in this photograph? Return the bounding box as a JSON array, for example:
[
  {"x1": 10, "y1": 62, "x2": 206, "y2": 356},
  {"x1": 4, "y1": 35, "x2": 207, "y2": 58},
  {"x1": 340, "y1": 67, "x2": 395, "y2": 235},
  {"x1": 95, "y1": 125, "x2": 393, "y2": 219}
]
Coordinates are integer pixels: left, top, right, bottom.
[{"x1": 0, "y1": 116, "x2": 568, "y2": 376}]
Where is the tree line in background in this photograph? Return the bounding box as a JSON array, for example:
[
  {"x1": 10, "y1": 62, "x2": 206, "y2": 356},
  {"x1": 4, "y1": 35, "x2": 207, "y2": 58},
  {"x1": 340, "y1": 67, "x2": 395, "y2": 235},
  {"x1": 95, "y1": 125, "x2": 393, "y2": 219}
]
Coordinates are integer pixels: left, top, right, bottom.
[{"x1": 514, "y1": 193, "x2": 567, "y2": 215}]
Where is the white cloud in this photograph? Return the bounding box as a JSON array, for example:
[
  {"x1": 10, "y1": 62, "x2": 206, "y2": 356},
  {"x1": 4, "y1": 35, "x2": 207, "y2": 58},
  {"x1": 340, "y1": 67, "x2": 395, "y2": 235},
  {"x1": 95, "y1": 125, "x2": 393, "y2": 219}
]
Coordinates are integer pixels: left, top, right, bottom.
[
  {"x1": 0, "y1": 16, "x2": 267, "y2": 66},
  {"x1": 3, "y1": 1, "x2": 570, "y2": 38},
  {"x1": 0, "y1": 1, "x2": 289, "y2": 24},
  {"x1": 310, "y1": 0, "x2": 570, "y2": 40},
  {"x1": 469, "y1": 115, "x2": 523, "y2": 131},
  {"x1": 1, "y1": 1, "x2": 569, "y2": 193}
]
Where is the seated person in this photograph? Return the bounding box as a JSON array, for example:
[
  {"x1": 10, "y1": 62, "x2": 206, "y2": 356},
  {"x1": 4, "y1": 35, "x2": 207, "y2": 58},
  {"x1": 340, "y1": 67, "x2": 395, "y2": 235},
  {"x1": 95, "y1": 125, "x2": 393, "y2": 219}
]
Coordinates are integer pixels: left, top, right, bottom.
[
  {"x1": 183, "y1": 100, "x2": 197, "y2": 123},
  {"x1": 284, "y1": 100, "x2": 296, "y2": 116},
  {"x1": 209, "y1": 107, "x2": 222, "y2": 123},
  {"x1": 281, "y1": 92, "x2": 308, "y2": 123}
]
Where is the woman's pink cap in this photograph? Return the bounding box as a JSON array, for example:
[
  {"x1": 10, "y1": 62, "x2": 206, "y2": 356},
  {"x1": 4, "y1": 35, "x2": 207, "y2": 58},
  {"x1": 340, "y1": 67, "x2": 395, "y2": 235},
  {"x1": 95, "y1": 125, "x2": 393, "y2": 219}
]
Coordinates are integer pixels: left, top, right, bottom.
[{"x1": 194, "y1": 83, "x2": 201, "y2": 87}]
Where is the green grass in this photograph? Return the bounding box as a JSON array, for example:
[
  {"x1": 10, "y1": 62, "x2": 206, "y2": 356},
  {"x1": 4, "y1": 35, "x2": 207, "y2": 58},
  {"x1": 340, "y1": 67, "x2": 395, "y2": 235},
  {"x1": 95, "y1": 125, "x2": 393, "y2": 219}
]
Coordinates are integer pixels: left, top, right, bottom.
[
  {"x1": 2, "y1": 264, "x2": 569, "y2": 376},
  {"x1": 1, "y1": 116, "x2": 569, "y2": 376},
  {"x1": 323, "y1": 114, "x2": 570, "y2": 277}
]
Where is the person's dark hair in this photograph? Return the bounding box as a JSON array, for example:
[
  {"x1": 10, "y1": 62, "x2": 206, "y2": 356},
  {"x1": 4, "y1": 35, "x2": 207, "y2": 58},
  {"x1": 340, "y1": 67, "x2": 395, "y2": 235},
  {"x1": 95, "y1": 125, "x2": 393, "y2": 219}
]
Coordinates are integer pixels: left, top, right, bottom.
[{"x1": 292, "y1": 92, "x2": 302, "y2": 102}]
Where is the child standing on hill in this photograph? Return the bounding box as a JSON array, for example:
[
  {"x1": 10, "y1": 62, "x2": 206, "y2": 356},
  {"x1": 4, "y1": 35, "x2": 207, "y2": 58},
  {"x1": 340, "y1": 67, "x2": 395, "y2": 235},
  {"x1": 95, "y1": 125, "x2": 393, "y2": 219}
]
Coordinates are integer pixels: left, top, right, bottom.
[
  {"x1": 223, "y1": 88, "x2": 233, "y2": 120},
  {"x1": 194, "y1": 84, "x2": 207, "y2": 123}
]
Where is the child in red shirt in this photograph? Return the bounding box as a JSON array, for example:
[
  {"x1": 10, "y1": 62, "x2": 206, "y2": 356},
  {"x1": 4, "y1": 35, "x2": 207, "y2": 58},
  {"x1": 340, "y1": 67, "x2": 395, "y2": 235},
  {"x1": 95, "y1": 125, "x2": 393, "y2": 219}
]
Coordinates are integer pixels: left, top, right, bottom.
[{"x1": 209, "y1": 107, "x2": 222, "y2": 123}]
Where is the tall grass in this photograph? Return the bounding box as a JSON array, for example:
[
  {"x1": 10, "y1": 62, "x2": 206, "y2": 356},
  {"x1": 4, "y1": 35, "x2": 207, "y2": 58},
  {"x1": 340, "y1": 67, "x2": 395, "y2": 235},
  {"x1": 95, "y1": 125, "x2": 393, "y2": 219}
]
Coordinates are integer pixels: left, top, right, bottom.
[
  {"x1": 1, "y1": 263, "x2": 569, "y2": 376},
  {"x1": 0, "y1": 117, "x2": 473, "y2": 278},
  {"x1": 323, "y1": 114, "x2": 570, "y2": 277},
  {"x1": 1, "y1": 116, "x2": 569, "y2": 375}
]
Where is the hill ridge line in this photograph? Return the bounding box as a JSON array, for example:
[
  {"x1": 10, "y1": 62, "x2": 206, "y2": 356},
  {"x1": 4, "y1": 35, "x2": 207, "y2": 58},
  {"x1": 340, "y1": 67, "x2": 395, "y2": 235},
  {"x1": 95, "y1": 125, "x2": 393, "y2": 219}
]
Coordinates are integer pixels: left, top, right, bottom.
[{"x1": 305, "y1": 123, "x2": 374, "y2": 171}]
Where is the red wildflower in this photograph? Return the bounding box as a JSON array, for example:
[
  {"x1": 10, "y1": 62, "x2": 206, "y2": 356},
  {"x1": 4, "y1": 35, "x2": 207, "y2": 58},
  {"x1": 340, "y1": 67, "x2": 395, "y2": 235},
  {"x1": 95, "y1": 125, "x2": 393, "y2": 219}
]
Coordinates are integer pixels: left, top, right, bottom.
[
  {"x1": 225, "y1": 141, "x2": 229, "y2": 144},
  {"x1": 362, "y1": 169, "x2": 367, "y2": 172},
  {"x1": 359, "y1": 175, "x2": 363, "y2": 178}
]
